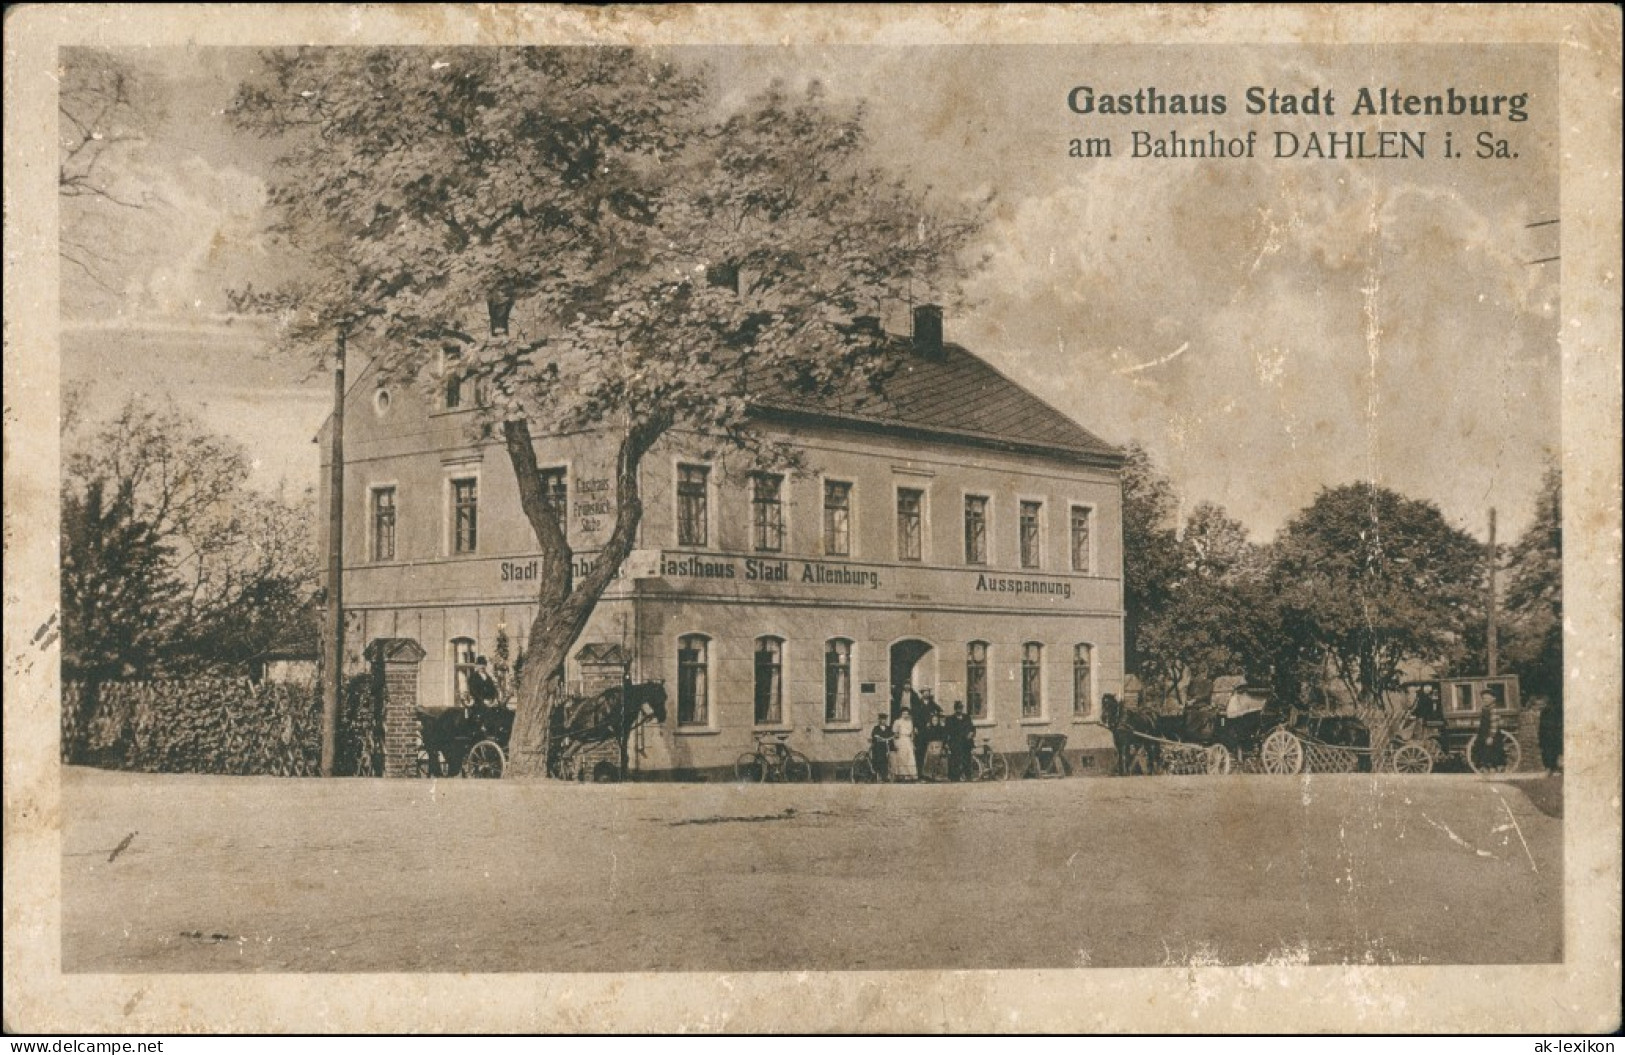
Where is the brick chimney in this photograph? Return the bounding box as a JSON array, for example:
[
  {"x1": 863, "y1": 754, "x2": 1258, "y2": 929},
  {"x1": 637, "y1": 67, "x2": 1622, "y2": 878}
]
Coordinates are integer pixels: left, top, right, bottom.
[{"x1": 913, "y1": 304, "x2": 944, "y2": 360}]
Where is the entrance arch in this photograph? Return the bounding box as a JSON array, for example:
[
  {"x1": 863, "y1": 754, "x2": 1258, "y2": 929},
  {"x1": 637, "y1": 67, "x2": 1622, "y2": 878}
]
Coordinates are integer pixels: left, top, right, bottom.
[{"x1": 889, "y1": 638, "x2": 935, "y2": 715}]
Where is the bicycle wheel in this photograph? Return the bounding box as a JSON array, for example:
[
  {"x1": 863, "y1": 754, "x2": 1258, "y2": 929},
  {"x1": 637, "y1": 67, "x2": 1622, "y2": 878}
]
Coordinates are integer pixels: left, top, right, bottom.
[
  {"x1": 984, "y1": 751, "x2": 1009, "y2": 781},
  {"x1": 851, "y1": 752, "x2": 877, "y2": 783},
  {"x1": 783, "y1": 750, "x2": 813, "y2": 783},
  {"x1": 735, "y1": 752, "x2": 765, "y2": 783}
]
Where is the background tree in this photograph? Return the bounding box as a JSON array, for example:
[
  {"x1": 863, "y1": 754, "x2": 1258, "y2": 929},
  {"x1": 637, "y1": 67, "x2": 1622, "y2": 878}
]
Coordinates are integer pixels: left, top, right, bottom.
[
  {"x1": 230, "y1": 48, "x2": 987, "y2": 774},
  {"x1": 1135, "y1": 500, "x2": 1271, "y2": 706},
  {"x1": 58, "y1": 48, "x2": 160, "y2": 288},
  {"x1": 62, "y1": 390, "x2": 319, "y2": 678},
  {"x1": 1502, "y1": 461, "x2": 1562, "y2": 707},
  {"x1": 1119, "y1": 442, "x2": 1182, "y2": 681},
  {"x1": 1269, "y1": 483, "x2": 1486, "y2": 709}
]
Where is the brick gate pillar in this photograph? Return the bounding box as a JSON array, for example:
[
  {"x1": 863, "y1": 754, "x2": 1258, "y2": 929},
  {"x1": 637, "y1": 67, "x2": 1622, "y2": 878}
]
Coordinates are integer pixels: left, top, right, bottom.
[{"x1": 364, "y1": 638, "x2": 427, "y2": 777}]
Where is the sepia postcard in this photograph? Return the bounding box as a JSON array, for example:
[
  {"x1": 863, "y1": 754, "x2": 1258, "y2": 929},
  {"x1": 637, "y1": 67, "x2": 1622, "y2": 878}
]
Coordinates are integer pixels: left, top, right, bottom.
[{"x1": 4, "y1": 3, "x2": 1620, "y2": 1035}]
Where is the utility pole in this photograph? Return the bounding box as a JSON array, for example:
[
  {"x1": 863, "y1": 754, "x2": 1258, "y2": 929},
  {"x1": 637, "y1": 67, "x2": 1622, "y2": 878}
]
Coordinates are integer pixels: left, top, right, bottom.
[
  {"x1": 321, "y1": 330, "x2": 346, "y2": 777},
  {"x1": 1487, "y1": 506, "x2": 1498, "y2": 677}
]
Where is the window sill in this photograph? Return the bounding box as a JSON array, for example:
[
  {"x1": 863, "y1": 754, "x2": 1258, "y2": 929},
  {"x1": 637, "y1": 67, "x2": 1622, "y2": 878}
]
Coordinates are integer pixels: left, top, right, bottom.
[
  {"x1": 673, "y1": 726, "x2": 720, "y2": 736},
  {"x1": 822, "y1": 724, "x2": 863, "y2": 733},
  {"x1": 1019, "y1": 717, "x2": 1051, "y2": 726},
  {"x1": 1072, "y1": 717, "x2": 1099, "y2": 725}
]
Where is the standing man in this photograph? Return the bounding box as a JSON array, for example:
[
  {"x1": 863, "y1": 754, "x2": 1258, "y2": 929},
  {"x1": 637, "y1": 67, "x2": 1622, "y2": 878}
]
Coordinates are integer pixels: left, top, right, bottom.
[
  {"x1": 1538, "y1": 699, "x2": 1563, "y2": 775},
  {"x1": 945, "y1": 702, "x2": 975, "y2": 782}
]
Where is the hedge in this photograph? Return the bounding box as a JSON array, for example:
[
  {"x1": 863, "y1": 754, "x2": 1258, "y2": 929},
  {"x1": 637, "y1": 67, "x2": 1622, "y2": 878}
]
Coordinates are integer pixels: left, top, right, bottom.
[{"x1": 63, "y1": 673, "x2": 382, "y2": 777}]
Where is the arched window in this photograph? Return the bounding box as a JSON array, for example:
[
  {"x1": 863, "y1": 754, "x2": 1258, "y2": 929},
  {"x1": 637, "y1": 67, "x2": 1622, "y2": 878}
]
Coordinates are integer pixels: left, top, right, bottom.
[
  {"x1": 825, "y1": 639, "x2": 853, "y2": 724},
  {"x1": 1022, "y1": 642, "x2": 1044, "y2": 719},
  {"x1": 754, "y1": 636, "x2": 785, "y2": 725},
  {"x1": 1073, "y1": 643, "x2": 1094, "y2": 717},
  {"x1": 677, "y1": 635, "x2": 710, "y2": 726},
  {"x1": 450, "y1": 637, "x2": 477, "y2": 706},
  {"x1": 966, "y1": 641, "x2": 990, "y2": 720}
]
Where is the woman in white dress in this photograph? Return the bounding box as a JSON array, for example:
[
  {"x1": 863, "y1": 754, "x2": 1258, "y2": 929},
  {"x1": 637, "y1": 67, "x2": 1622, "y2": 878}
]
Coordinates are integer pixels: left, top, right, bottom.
[{"x1": 892, "y1": 707, "x2": 918, "y2": 782}]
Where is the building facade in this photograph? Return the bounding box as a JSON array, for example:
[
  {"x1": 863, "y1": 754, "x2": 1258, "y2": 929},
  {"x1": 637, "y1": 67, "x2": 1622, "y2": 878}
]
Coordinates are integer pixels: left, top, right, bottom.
[{"x1": 321, "y1": 308, "x2": 1126, "y2": 777}]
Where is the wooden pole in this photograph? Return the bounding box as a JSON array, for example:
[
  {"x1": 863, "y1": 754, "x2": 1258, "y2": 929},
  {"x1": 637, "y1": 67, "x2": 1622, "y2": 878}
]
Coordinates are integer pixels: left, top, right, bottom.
[
  {"x1": 321, "y1": 331, "x2": 346, "y2": 777},
  {"x1": 1487, "y1": 506, "x2": 1498, "y2": 677}
]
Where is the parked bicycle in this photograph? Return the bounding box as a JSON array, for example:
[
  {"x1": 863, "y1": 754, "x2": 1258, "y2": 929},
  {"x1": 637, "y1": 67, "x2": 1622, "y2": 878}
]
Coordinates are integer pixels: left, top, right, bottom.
[
  {"x1": 973, "y1": 738, "x2": 1009, "y2": 781},
  {"x1": 736, "y1": 731, "x2": 813, "y2": 783}
]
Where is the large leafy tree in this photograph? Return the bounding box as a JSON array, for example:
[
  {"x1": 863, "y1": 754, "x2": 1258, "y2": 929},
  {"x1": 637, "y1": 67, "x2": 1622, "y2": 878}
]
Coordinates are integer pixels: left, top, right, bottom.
[
  {"x1": 230, "y1": 48, "x2": 986, "y2": 774},
  {"x1": 1502, "y1": 461, "x2": 1562, "y2": 707},
  {"x1": 1269, "y1": 483, "x2": 1486, "y2": 708}
]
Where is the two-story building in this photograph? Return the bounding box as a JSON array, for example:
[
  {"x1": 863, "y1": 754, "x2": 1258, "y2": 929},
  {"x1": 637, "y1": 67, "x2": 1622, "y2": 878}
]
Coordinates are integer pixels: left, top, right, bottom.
[{"x1": 321, "y1": 306, "x2": 1126, "y2": 778}]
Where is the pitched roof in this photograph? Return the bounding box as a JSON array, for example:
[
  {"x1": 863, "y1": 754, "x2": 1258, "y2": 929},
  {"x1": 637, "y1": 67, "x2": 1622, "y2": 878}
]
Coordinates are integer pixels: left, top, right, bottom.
[{"x1": 752, "y1": 338, "x2": 1122, "y2": 468}]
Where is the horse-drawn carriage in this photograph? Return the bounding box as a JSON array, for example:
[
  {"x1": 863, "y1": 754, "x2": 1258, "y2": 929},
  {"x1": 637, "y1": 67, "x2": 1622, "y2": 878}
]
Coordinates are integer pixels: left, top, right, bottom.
[
  {"x1": 1389, "y1": 675, "x2": 1523, "y2": 774},
  {"x1": 1106, "y1": 677, "x2": 1305, "y2": 776},
  {"x1": 1105, "y1": 677, "x2": 1375, "y2": 776},
  {"x1": 414, "y1": 703, "x2": 514, "y2": 778},
  {"x1": 415, "y1": 680, "x2": 667, "y2": 780}
]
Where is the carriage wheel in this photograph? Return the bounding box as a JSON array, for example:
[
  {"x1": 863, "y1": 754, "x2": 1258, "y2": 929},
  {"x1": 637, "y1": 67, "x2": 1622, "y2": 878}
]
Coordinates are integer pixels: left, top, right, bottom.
[
  {"x1": 783, "y1": 751, "x2": 813, "y2": 784},
  {"x1": 735, "y1": 752, "x2": 766, "y2": 783},
  {"x1": 1391, "y1": 742, "x2": 1434, "y2": 775},
  {"x1": 851, "y1": 753, "x2": 878, "y2": 784},
  {"x1": 983, "y1": 751, "x2": 1009, "y2": 782},
  {"x1": 1260, "y1": 728, "x2": 1304, "y2": 775},
  {"x1": 1467, "y1": 731, "x2": 1520, "y2": 774},
  {"x1": 415, "y1": 748, "x2": 432, "y2": 778},
  {"x1": 1205, "y1": 744, "x2": 1233, "y2": 776},
  {"x1": 463, "y1": 740, "x2": 505, "y2": 779}
]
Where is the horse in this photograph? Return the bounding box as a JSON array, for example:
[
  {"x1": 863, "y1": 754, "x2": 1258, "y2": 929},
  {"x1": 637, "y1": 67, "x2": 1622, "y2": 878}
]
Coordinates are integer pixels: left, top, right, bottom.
[
  {"x1": 547, "y1": 680, "x2": 668, "y2": 779},
  {"x1": 1100, "y1": 695, "x2": 1165, "y2": 775}
]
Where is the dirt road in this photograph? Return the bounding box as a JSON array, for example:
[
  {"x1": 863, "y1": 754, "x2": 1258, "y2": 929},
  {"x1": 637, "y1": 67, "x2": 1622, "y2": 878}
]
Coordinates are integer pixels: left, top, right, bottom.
[{"x1": 61, "y1": 768, "x2": 1561, "y2": 972}]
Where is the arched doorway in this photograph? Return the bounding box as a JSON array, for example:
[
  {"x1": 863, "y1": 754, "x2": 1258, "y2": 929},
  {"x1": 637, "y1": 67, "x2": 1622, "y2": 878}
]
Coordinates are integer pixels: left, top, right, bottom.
[{"x1": 889, "y1": 639, "x2": 935, "y2": 716}]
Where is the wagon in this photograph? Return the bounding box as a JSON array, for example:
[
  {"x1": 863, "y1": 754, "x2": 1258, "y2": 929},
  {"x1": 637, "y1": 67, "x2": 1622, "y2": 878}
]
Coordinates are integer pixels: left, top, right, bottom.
[
  {"x1": 415, "y1": 703, "x2": 513, "y2": 778},
  {"x1": 1389, "y1": 675, "x2": 1522, "y2": 774}
]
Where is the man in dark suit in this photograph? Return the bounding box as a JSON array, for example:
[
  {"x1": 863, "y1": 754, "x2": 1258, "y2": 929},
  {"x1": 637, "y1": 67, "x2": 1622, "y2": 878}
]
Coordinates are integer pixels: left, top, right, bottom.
[{"x1": 945, "y1": 702, "x2": 976, "y2": 782}]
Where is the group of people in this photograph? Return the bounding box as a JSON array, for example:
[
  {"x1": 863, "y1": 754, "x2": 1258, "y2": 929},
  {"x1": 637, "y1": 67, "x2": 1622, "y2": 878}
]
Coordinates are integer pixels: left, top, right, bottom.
[{"x1": 867, "y1": 687, "x2": 979, "y2": 782}]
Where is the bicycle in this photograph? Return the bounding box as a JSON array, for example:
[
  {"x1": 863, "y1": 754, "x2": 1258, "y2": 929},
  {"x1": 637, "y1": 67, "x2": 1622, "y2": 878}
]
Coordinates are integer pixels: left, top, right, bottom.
[
  {"x1": 850, "y1": 746, "x2": 894, "y2": 783},
  {"x1": 736, "y1": 731, "x2": 813, "y2": 783},
  {"x1": 973, "y1": 738, "x2": 1009, "y2": 781}
]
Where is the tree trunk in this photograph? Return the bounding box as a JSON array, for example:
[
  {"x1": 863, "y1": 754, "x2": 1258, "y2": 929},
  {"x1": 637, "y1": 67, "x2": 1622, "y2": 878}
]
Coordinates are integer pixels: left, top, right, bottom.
[{"x1": 500, "y1": 416, "x2": 662, "y2": 777}]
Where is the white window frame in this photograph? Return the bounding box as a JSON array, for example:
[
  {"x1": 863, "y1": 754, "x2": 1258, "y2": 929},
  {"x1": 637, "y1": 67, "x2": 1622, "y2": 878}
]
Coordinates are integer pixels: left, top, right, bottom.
[
  {"x1": 966, "y1": 640, "x2": 994, "y2": 725},
  {"x1": 894, "y1": 483, "x2": 928, "y2": 563},
  {"x1": 1020, "y1": 641, "x2": 1048, "y2": 723},
  {"x1": 821, "y1": 476, "x2": 855, "y2": 559},
  {"x1": 445, "y1": 469, "x2": 481, "y2": 557},
  {"x1": 1017, "y1": 494, "x2": 1047, "y2": 570},
  {"x1": 1072, "y1": 642, "x2": 1096, "y2": 720},
  {"x1": 750, "y1": 471, "x2": 787, "y2": 553},
  {"x1": 673, "y1": 459, "x2": 713, "y2": 549},
  {"x1": 538, "y1": 463, "x2": 569, "y2": 540},
  {"x1": 753, "y1": 634, "x2": 790, "y2": 729},
  {"x1": 962, "y1": 490, "x2": 991, "y2": 566},
  {"x1": 824, "y1": 637, "x2": 857, "y2": 727},
  {"x1": 675, "y1": 632, "x2": 714, "y2": 731},
  {"x1": 1068, "y1": 502, "x2": 1097, "y2": 575},
  {"x1": 368, "y1": 482, "x2": 400, "y2": 563}
]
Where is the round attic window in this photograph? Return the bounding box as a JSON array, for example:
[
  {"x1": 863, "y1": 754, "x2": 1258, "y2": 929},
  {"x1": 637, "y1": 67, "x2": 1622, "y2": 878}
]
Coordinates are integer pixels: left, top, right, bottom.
[{"x1": 373, "y1": 388, "x2": 392, "y2": 416}]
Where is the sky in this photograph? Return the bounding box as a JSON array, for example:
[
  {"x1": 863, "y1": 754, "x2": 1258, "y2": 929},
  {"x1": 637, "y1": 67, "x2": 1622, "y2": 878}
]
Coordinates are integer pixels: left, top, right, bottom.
[{"x1": 59, "y1": 43, "x2": 1560, "y2": 541}]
